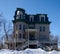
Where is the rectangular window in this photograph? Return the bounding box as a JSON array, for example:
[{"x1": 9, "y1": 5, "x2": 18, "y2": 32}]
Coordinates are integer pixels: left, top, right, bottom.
[
  {"x1": 23, "y1": 25, "x2": 25, "y2": 30},
  {"x1": 20, "y1": 14, "x2": 21, "y2": 19},
  {"x1": 31, "y1": 18, "x2": 34, "y2": 22},
  {"x1": 19, "y1": 33, "x2": 21, "y2": 39},
  {"x1": 40, "y1": 26, "x2": 42, "y2": 32},
  {"x1": 23, "y1": 34, "x2": 25, "y2": 39},
  {"x1": 43, "y1": 26, "x2": 45, "y2": 32},
  {"x1": 19, "y1": 24, "x2": 21, "y2": 30}
]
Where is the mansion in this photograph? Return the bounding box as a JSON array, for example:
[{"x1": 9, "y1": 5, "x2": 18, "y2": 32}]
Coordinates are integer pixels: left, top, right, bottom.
[{"x1": 4, "y1": 8, "x2": 58, "y2": 51}]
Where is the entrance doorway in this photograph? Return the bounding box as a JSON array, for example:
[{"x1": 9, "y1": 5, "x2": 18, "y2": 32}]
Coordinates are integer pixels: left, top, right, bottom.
[{"x1": 29, "y1": 45, "x2": 37, "y2": 48}]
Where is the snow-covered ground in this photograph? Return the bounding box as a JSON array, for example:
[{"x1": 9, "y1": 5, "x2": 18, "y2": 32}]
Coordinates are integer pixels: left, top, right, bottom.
[{"x1": 0, "y1": 48, "x2": 60, "y2": 54}]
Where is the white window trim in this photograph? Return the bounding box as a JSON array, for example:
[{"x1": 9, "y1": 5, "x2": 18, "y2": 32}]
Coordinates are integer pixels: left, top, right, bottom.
[
  {"x1": 16, "y1": 11, "x2": 23, "y2": 19},
  {"x1": 29, "y1": 15, "x2": 34, "y2": 22},
  {"x1": 39, "y1": 15, "x2": 45, "y2": 22}
]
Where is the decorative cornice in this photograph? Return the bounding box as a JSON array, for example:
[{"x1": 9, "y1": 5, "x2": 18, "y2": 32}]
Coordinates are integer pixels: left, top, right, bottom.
[{"x1": 12, "y1": 19, "x2": 51, "y2": 24}]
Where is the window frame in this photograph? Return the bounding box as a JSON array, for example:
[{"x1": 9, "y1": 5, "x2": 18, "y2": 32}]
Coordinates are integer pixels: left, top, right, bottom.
[
  {"x1": 39, "y1": 26, "x2": 42, "y2": 32},
  {"x1": 19, "y1": 24, "x2": 21, "y2": 30},
  {"x1": 43, "y1": 26, "x2": 45, "y2": 32},
  {"x1": 19, "y1": 33, "x2": 21, "y2": 39},
  {"x1": 39, "y1": 15, "x2": 45, "y2": 22},
  {"x1": 29, "y1": 15, "x2": 34, "y2": 22},
  {"x1": 16, "y1": 11, "x2": 23, "y2": 19}
]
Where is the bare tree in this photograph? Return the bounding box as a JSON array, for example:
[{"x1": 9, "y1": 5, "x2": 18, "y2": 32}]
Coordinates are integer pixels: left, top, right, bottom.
[
  {"x1": 0, "y1": 14, "x2": 13, "y2": 41},
  {"x1": 3, "y1": 21, "x2": 13, "y2": 39}
]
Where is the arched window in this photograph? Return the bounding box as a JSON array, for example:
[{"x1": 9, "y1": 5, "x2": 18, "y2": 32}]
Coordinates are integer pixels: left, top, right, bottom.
[
  {"x1": 39, "y1": 15, "x2": 45, "y2": 22},
  {"x1": 16, "y1": 11, "x2": 23, "y2": 19},
  {"x1": 17, "y1": 11, "x2": 20, "y2": 15},
  {"x1": 29, "y1": 15, "x2": 34, "y2": 22}
]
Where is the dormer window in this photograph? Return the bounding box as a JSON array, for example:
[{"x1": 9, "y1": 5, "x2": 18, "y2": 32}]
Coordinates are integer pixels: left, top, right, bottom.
[
  {"x1": 29, "y1": 15, "x2": 34, "y2": 22},
  {"x1": 41, "y1": 17, "x2": 45, "y2": 22},
  {"x1": 16, "y1": 11, "x2": 23, "y2": 19},
  {"x1": 17, "y1": 11, "x2": 20, "y2": 15},
  {"x1": 39, "y1": 15, "x2": 45, "y2": 22}
]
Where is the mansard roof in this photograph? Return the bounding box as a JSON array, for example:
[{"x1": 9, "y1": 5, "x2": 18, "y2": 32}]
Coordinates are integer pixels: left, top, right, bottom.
[{"x1": 13, "y1": 8, "x2": 51, "y2": 24}]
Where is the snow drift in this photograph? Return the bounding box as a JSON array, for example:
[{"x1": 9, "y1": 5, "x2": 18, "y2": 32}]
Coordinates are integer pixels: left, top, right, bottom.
[{"x1": 0, "y1": 48, "x2": 60, "y2": 54}]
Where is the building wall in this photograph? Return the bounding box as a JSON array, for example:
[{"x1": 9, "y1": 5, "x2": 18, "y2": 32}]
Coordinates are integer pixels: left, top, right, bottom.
[
  {"x1": 35, "y1": 24, "x2": 50, "y2": 41},
  {"x1": 4, "y1": 8, "x2": 58, "y2": 51},
  {"x1": 14, "y1": 22, "x2": 28, "y2": 39}
]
